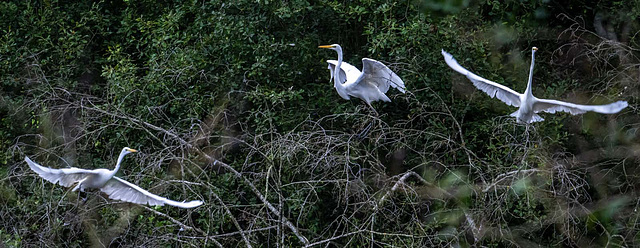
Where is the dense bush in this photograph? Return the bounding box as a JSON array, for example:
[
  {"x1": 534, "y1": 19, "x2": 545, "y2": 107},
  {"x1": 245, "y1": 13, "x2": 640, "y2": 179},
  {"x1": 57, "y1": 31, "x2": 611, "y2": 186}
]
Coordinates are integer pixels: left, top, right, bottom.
[{"x1": 1, "y1": 0, "x2": 639, "y2": 246}]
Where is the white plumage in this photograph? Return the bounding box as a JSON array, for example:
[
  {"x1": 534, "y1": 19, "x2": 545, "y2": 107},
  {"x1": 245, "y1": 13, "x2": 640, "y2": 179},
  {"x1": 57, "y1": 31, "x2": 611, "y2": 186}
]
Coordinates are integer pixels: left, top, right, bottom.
[
  {"x1": 320, "y1": 44, "x2": 406, "y2": 109},
  {"x1": 442, "y1": 47, "x2": 628, "y2": 123},
  {"x1": 25, "y1": 147, "x2": 203, "y2": 208}
]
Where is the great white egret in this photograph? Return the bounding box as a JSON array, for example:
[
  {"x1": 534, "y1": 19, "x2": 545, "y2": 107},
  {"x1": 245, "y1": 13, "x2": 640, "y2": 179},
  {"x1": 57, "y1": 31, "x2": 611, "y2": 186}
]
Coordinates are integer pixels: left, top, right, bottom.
[
  {"x1": 25, "y1": 147, "x2": 203, "y2": 208},
  {"x1": 442, "y1": 47, "x2": 628, "y2": 123},
  {"x1": 319, "y1": 44, "x2": 406, "y2": 112}
]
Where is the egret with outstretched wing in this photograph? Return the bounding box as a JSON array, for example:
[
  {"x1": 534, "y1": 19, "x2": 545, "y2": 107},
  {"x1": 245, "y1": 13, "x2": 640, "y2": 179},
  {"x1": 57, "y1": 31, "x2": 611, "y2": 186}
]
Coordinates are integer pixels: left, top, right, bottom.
[
  {"x1": 25, "y1": 147, "x2": 203, "y2": 208},
  {"x1": 442, "y1": 47, "x2": 627, "y2": 123},
  {"x1": 319, "y1": 44, "x2": 406, "y2": 112}
]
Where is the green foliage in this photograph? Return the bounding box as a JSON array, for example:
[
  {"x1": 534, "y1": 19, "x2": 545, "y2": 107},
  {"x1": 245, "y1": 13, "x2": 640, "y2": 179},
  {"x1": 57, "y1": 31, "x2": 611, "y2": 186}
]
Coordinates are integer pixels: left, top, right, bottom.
[
  {"x1": 0, "y1": 228, "x2": 21, "y2": 248},
  {"x1": 0, "y1": 0, "x2": 638, "y2": 247}
]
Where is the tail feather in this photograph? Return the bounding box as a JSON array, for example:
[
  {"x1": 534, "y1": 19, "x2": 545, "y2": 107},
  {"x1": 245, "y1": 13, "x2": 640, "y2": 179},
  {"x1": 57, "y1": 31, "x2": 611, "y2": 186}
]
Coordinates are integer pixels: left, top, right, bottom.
[
  {"x1": 530, "y1": 114, "x2": 544, "y2": 123},
  {"x1": 511, "y1": 111, "x2": 544, "y2": 123}
]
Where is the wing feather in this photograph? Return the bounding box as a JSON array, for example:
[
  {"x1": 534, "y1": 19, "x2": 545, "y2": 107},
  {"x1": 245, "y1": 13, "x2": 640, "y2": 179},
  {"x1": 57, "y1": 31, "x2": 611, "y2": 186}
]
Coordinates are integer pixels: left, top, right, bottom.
[
  {"x1": 101, "y1": 177, "x2": 203, "y2": 208},
  {"x1": 533, "y1": 98, "x2": 628, "y2": 115},
  {"x1": 442, "y1": 50, "x2": 522, "y2": 107},
  {"x1": 360, "y1": 58, "x2": 406, "y2": 93},
  {"x1": 327, "y1": 60, "x2": 361, "y2": 85},
  {"x1": 25, "y1": 156, "x2": 97, "y2": 187}
]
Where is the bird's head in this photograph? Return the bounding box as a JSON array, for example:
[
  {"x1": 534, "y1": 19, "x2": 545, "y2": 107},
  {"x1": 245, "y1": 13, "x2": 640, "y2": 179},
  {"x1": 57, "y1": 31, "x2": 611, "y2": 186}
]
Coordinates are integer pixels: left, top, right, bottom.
[
  {"x1": 318, "y1": 44, "x2": 342, "y2": 52},
  {"x1": 122, "y1": 147, "x2": 138, "y2": 155},
  {"x1": 532, "y1": 47, "x2": 538, "y2": 53}
]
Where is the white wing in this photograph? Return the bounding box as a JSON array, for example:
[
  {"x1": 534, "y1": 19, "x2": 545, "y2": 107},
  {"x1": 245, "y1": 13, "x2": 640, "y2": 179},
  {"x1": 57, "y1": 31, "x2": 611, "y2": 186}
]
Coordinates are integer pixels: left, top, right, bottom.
[
  {"x1": 101, "y1": 177, "x2": 203, "y2": 208},
  {"x1": 25, "y1": 156, "x2": 97, "y2": 187},
  {"x1": 327, "y1": 60, "x2": 362, "y2": 84},
  {"x1": 533, "y1": 98, "x2": 628, "y2": 115},
  {"x1": 442, "y1": 50, "x2": 522, "y2": 107},
  {"x1": 359, "y1": 58, "x2": 406, "y2": 93}
]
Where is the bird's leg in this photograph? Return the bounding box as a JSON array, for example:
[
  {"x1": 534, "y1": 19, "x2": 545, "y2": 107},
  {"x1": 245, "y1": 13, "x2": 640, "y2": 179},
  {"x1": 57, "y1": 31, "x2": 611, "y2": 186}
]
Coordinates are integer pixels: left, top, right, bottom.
[
  {"x1": 71, "y1": 178, "x2": 86, "y2": 192},
  {"x1": 525, "y1": 124, "x2": 531, "y2": 147},
  {"x1": 72, "y1": 187, "x2": 88, "y2": 207},
  {"x1": 75, "y1": 187, "x2": 88, "y2": 203},
  {"x1": 72, "y1": 178, "x2": 88, "y2": 203},
  {"x1": 357, "y1": 122, "x2": 374, "y2": 140},
  {"x1": 366, "y1": 102, "x2": 379, "y2": 116},
  {"x1": 357, "y1": 102, "x2": 379, "y2": 139},
  {"x1": 522, "y1": 124, "x2": 531, "y2": 164}
]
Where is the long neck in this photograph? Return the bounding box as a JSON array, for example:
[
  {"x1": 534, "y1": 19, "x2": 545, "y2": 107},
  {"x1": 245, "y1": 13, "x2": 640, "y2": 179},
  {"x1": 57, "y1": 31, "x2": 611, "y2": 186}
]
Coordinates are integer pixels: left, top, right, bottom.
[
  {"x1": 524, "y1": 50, "x2": 536, "y2": 97},
  {"x1": 334, "y1": 48, "x2": 344, "y2": 90},
  {"x1": 113, "y1": 149, "x2": 128, "y2": 173}
]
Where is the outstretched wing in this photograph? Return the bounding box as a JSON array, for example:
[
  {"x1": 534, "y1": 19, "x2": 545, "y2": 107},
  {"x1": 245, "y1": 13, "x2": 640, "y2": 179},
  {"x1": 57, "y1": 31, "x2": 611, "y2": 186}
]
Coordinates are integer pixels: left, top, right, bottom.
[
  {"x1": 25, "y1": 156, "x2": 97, "y2": 188},
  {"x1": 327, "y1": 60, "x2": 361, "y2": 84},
  {"x1": 533, "y1": 98, "x2": 628, "y2": 115},
  {"x1": 442, "y1": 50, "x2": 522, "y2": 107},
  {"x1": 101, "y1": 177, "x2": 203, "y2": 208},
  {"x1": 359, "y1": 58, "x2": 406, "y2": 93}
]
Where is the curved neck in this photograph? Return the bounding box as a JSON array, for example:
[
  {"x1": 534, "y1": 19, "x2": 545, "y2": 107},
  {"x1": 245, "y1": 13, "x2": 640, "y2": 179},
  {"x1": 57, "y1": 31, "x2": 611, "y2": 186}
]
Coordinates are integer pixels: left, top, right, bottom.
[
  {"x1": 334, "y1": 48, "x2": 344, "y2": 90},
  {"x1": 524, "y1": 50, "x2": 536, "y2": 96},
  {"x1": 113, "y1": 149, "x2": 128, "y2": 173}
]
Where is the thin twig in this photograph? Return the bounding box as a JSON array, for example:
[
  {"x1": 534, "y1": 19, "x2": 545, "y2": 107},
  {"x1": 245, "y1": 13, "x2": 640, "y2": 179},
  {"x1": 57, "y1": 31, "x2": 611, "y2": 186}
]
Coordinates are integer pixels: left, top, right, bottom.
[
  {"x1": 142, "y1": 205, "x2": 194, "y2": 231},
  {"x1": 83, "y1": 105, "x2": 310, "y2": 245},
  {"x1": 211, "y1": 191, "x2": 253, "y2": 248}
]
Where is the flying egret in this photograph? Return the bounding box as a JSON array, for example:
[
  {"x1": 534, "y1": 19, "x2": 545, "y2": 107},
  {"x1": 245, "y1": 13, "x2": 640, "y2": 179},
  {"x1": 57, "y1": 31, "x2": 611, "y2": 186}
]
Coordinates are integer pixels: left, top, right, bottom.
[
  {"x1": 25, "y1": 147, "x2": 203, "y2": 208},
  {"x1": 318, "y1": 44, "x2": 406, "y2": 113},
  {"x1": 442, "y1": 47, "x2": 628, "y2": 123}
]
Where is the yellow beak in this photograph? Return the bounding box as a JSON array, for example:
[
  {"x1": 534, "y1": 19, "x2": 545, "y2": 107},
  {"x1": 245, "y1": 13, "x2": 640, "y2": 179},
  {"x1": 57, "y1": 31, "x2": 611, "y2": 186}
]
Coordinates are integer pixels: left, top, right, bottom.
[
  {"x1": 318, "y1": 45, "x2": 333, "y2": 49},
  {"x1": 126, "y1": 148, "x2": 138, "y2": 153}
]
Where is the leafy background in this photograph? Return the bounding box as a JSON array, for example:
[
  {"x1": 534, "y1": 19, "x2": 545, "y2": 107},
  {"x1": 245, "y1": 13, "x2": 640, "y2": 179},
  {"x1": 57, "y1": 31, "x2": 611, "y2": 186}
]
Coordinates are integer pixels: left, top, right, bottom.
[{"x1": 1, "y1": 0, "x2": 639, "y2": 247}]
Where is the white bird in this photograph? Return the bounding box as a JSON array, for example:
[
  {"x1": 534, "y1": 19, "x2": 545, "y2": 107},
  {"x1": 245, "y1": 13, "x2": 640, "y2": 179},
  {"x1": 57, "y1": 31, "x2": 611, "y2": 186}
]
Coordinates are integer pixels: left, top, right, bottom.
[
  {"x1": 25, "y1": 147, "x2": 203, "y2": 208},
  {"x1": 319, "y1": 44, "x2": 406, "y2": 112},
  {"x1": 442, "y1": 47, "x2": 628, "y2": 123}
]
